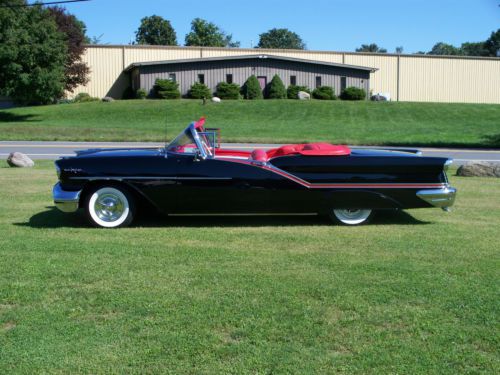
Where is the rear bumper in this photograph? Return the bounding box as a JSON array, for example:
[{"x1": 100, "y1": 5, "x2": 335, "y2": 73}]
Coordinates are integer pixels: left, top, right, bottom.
[
  {"x1": 416, "y1": 186, "x2": 457, "y2": 210},
  {"x1": 53, "y1": 182, "x2": 82, "y2": 213}
]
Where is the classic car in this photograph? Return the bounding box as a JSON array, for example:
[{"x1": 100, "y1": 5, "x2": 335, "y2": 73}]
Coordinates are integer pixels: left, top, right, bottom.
[{"x1": 53, "y1": 118, "x2": 456, "y2": 228}]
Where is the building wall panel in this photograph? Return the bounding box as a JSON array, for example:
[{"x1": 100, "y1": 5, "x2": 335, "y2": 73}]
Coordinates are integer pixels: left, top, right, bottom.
[
  {"x1": 72, "y1": 46, "x2": 500, "y2": 104},
  {"x1": 137, "y1": 58, "x2": 369, "y2": 97},
  {"x1": 399, "y1": 56, "x2": 500, "y2": 103}
]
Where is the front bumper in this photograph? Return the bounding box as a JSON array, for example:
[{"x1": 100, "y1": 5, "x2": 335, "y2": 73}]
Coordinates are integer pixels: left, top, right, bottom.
[
  {"x1": 416, "y1": 186, "x2": 457, "y2": 211},
  {"x1": 53, "y1": 182, "x2": 82, "y2": 213}
]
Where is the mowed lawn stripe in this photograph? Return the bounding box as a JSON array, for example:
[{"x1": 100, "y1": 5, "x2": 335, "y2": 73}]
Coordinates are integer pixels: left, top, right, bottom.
[{"x1": 1, "y1": 100, "x2": 499, "y2": 147}]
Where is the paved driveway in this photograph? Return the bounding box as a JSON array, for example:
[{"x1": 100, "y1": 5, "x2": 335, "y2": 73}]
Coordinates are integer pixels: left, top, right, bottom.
[{"x1": 1, "y1": 141, "x2": 500, "y2": 166}]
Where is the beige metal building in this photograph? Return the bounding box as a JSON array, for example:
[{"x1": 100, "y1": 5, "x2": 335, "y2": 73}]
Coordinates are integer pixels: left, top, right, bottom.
[{"x1": 74, "y1": 45, "x2": 500, "y2": 104}]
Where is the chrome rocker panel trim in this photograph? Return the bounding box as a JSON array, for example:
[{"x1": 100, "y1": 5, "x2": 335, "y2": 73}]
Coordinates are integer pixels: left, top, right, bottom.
[
  {"x1": 416, "y1": 186, "x2": 457, "y2": 211},
  {"x1": 53, "y1": 182, "x2": 82, "y2": 213}
]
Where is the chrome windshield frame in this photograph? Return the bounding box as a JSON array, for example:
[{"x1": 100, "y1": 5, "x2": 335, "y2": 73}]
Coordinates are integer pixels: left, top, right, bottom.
[{"x1": 165, "y1": 122, "x2": 207, "y2": 158}]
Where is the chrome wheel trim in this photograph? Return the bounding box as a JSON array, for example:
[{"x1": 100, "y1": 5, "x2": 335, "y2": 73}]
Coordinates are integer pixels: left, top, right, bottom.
[
  {"x1": 333, "y1": 209, "x2": 372, "y2": 225},
  {"x1": 88, "y1": 187, "x2": 129, "y2": 228}
]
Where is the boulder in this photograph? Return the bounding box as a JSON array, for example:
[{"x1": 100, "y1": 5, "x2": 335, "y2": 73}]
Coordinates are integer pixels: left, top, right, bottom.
[
  {"x1": 7, "y1": 152, "x2": 34, "y2": 168},
  {"x1": 211, "y1": 97, "x2": 221, "y2": 103},
  {"x1": 102, "y1": 96, "x2": 114, "y2": 102},
  {"x1": 456, "y1": 161, "x2": 500, "y2": 177},
  {"x1": 298, "y1": 91, "x2": 311, "y2": 100},
  {"x1": 371, "y1": 94, "x2": 387, "y2": 101}
]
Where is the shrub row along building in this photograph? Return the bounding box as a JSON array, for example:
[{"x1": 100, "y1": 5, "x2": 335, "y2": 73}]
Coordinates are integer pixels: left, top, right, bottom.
[{"x1": 125, "y1": 54, "x2": 376, "y2": 98}]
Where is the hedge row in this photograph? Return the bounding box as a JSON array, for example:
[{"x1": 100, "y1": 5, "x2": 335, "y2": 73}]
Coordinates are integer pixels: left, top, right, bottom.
[{"x1": 124, "y1": 77, "x2": 367, "y2": 101}]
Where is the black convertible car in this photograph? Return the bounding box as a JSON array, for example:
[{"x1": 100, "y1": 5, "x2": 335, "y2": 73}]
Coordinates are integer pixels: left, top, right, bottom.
[{"x1": 53, "y1": 118, "x2": 456, "y2": 228}]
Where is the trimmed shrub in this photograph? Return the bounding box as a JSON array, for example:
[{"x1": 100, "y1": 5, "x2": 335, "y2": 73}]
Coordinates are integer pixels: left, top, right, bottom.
[
  {"x1": 73, "y1": 92, "x2": 99, "y2": 103},
  {"x1": 188, "y1": 82, "x2": 212, "y2": 99},
  {"x1": 341, "y1": 86, "x2": 367, "y2": 100},
  {"x1": 312, "y1": 86, "x2": 336, "y2": 100},
  {"x1": 287, "y1": 85, "x2": 310, "y2": 99},
  {"x1": 136, "y1": 88, "x2": 147, "y2": 99},
  {"x1": 267, "y1": 74, "x2": 286, "y2": 99},
  {"x1": 241, "y1": 75, "x2": 263, "y2": 100},
  {"x1": 215, "y1": 82, "x2": 241, "y2": 99},
  {"x1": 153, "y1": 78, "x2": 181, "y2": 99}
]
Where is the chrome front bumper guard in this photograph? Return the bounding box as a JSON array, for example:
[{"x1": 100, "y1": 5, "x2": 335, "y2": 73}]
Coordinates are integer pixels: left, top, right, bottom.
[
  {"x1": 53, "y1": 183, "x2": 82, "y2": 213},
  {"x1": 417, "y1": 186, "x2": 457, "y2": 211}
]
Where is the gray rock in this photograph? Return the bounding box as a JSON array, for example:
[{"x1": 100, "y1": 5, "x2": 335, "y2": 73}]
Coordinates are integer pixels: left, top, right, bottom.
[
  {"x1": 298, "y1": 91, "x2": 311, "y2": 100},
  {"x1": 456, "y1": 161, "x2": 500, "y2": 177},
  {"x1": 371, "y1": 94, "x2": 387, "y2": 101},
  {"x1": 102, "y1": 96, "x2": 114, "y2": 102},
  {"x1": 7, "y1": 152, "x2": 34, "y2": 168},
  {"x1": 211, "y1": 97, "x2": 221, "y2": 103}
]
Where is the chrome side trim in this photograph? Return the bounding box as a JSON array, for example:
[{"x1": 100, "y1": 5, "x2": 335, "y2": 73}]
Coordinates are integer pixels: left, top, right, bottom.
[
  {"x1": 416, "y1": 187, "x2": 457, "y2": 210},
  {"x1": 53, "y1": 182, "x2": 82, "y2": 213},
  {"x1": 68, "y1": 176, "x2": 232, "y2": 181}
]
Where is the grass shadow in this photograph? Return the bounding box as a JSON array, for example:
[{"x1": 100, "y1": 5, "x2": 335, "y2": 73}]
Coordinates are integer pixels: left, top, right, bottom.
[
  {"x1": 16, "y1": 207, "x2": 428, "y2": 229},
  {"x1": 0, "y1": 112, "x2": 38, "y2": 123},
  {"x1": 482, "y1": 134, "x2": 500, "y2": 148}
]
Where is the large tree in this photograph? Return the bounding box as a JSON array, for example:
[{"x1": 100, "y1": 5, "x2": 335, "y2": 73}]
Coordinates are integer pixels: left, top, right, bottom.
[
  {"x1": 0, "y1": 1, "x2": 67, "y2": 104},
  {"x1": 135, "y1": 15, "x2": 177, "y2": 45},
  {"x1": 484, "y1": 29, "x2": 500, "y2": 57},
  {"x1": 185, "y1": 18, "x2": 239, "y2": 47},
  {"x1": 355, "y1": 43, "x2": 387, "y2": 53},
  {"x1": 48, "y1": 6, "x2": 90, "y2": 92},
  {"x1": 257, "y1": 28, "x2": 306, "y2": 49},
  {"x1": 460, "y1": 41, "x2": 488, "y2": 57},
  {"x1": 427, "y1": 42, "x2": 462, "y2": 55}
]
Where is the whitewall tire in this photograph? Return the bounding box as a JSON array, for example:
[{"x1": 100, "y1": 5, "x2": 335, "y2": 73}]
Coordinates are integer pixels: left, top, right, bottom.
[
  {"x1": 331, "y1": 209, "x2": 373, "y2": 225},
  {"x1": 85, "y1": 186, "x2": 135, "y2": 228}
]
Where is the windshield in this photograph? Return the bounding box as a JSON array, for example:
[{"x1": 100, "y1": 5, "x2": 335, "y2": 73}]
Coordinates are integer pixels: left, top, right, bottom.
[
  {"x1": 166, "y1": 128, "x2": 199, "y2": 154},
  {"x1": 166, "y1": 120, "x2": 217, "y2": 158}
]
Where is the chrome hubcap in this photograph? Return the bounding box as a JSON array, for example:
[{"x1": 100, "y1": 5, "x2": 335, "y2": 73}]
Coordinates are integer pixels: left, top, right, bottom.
[
  {"x1": 94, "y1": 193, "x2": 125, "y2": 222},
  {"x1": 333, "y1": 209, "x2": 372, "y2": 225}
]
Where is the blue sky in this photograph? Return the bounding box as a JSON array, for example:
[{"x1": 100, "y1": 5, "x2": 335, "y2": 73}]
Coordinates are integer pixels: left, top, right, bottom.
[{"x1": 58, "y1": 0, "x2": 499, "y2": 53}]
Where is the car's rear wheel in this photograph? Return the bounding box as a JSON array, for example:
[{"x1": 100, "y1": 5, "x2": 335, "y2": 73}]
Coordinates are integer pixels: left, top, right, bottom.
[
  {"x1": 85, "y1": 186, "x2": 135, "y2": 228},
  {"x1": 330, "y1": 208, "x2": 373, "y2": 225}
]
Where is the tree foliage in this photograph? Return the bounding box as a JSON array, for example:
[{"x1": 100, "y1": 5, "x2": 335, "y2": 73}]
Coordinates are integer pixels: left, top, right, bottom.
[
  {"x1": 153, "y1": 78, "x2": 180, "y2": 99},
  {"x1": 188, "y1": 82, "x2": 212, "y2": 99},
  {"x1": 427, "y1": 42, "x2": 462, "y2": 56},
  {"x1": 312, "y1": 86, "x2": 336, "y2": 100},
  {"x1": 341, "y1": 86, "x2": 366, "y2": 100},
  {"x1": 257, "y1": 28, "x2": 306, "y2": 49},
  {"x1": 459, "y1": 42, "x2": 487, "y2": 57},
  {"x1": 215, "y1": 82, "x2": 240, "y2": 99},
  {"x1": 484, "y1": 29, "x2": 500, "y2": 57},
  {"x1": 135, "y1": 15, "x2": 177, "y2": 46},
  {"x1": 185, "y1": 18, "x2": 239, "y2": 47},
  {"x1": 355, "y1": 44, "x2": 387, "y2": 53},
  {"x1": 48, "y1": 6, "x2": 90, "y2": 92},
  {"x1": 0, "y1": 1, "x2": 67, "y2": 104},
  {"x1": 241, "y1": 75, "x2": 263, "y2": 100},
  {"x1": 287, "y1": 85, "x2": 310, "y2": 99},
  {"x1": 267, "y1": 75, "x2": 286, "y2": 99}
]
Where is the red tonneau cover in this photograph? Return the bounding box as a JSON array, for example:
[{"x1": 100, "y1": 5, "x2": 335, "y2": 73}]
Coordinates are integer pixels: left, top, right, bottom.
[{"x1": 267, "y1": 143, "x2": 351, "y2": 158}]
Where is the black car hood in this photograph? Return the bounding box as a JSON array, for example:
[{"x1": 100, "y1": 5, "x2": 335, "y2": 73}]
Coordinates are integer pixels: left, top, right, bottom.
[{"x1": 73, "y1": 147, "x2": 164, "y2": 158}]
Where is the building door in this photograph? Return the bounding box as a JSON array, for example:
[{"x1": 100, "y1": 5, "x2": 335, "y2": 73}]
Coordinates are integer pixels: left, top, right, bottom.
[
  {"x1": 340, "y1": 76, "x2": 347, "y2": 92},
  {"x1": 257, "y1": 76, "x2": 267, "y2": 91}
]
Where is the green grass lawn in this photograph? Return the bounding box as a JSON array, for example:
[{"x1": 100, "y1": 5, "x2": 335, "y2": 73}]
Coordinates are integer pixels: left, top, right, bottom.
[
  {"x1": 1, "y1": 100, "x2": 499, "y2": 147},
  {"x1": 0, "y1": 161, "x2": 498, "y2": 373}
]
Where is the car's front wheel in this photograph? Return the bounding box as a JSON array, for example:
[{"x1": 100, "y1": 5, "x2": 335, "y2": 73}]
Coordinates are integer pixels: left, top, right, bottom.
[
  {"x1": 330, "y1": 208, "x2": 373, "y2": 225},
  {"x1": 85, "y1": 186, "x2": 135, "y2": 228}
]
